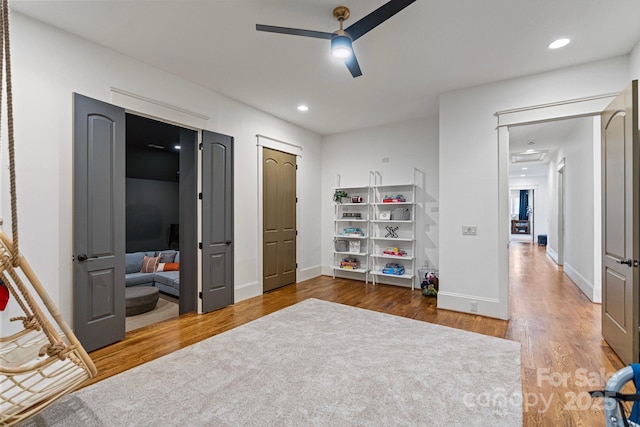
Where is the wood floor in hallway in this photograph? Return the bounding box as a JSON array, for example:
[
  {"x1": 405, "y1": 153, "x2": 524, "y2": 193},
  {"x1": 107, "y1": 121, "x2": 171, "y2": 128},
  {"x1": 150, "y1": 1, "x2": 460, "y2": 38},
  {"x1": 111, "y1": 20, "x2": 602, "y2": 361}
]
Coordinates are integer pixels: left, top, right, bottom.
[{"x1": 87, "y1": 242, "x2": 623, "y2": 426}]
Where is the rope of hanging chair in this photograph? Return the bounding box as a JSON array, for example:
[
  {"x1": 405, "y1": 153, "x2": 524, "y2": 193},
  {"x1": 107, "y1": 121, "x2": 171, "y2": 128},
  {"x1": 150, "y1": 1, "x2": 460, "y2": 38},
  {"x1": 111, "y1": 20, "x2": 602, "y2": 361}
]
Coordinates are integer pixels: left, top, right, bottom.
[
  {"x1": 0, "y1": 0, "x2": 19, "y2": 267},
  {"x1": 1, "y1": 254, "x2": 59, "y2": 346}
]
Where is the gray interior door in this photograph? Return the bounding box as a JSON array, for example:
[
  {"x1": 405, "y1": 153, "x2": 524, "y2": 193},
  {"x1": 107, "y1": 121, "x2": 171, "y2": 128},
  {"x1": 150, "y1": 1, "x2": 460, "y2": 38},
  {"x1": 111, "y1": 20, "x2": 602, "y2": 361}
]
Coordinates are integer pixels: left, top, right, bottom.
[
  {"x1": 263, "y1": 147, "x2": 297, "y2": 292},
  {"x1": 178, "y1": 127, "x2": 198, "y2": 314},
  {"x1": 601, "y1": 81, "x2": 639, "y2": 364},
  {"x1": 201, "y1": 130, "x2": 234, "y2": 313},
  {"x1": 73, "y1": 93, "x2": 126, "y2": 352}
]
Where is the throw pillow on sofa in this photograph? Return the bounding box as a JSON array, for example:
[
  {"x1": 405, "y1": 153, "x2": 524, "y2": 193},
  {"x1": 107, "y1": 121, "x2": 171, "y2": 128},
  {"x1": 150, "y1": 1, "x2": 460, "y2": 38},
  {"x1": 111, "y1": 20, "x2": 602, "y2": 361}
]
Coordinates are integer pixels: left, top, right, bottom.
[
  {"x1": 162, "y1": 262, "x2": 179, "y2": 271},
  {"x1": 125, "y1": 252, "x2": 145, "y2": 274},
  {"x1": 140, "y1": 256, "x2": 160, "y2": 273},
  {"x1": 159, "y1": 250, "x2": 177, "y2": 263}
]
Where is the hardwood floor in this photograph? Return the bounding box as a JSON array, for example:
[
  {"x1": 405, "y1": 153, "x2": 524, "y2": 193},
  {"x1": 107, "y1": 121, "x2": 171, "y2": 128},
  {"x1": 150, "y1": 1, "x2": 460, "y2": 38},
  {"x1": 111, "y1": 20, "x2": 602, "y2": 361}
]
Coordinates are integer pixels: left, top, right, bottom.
[{"x1": 87, "y1": 242, "x2": 623, "y2": 426}]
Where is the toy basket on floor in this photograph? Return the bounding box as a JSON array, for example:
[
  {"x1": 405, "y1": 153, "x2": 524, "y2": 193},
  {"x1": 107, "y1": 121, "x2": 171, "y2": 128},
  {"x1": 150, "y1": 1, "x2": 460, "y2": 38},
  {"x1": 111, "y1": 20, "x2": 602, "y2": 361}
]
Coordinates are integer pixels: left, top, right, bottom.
[{"x1": 0, "y1": 231, "x2": 97, "y2": 425}]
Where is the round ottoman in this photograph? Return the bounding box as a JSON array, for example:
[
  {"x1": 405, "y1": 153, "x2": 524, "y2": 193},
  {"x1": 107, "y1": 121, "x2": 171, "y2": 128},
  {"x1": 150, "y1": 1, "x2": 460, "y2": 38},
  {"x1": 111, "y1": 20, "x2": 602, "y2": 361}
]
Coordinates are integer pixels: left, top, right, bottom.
[{"x1": 125, "y1": 286, "x2": 160, "y2": 316}]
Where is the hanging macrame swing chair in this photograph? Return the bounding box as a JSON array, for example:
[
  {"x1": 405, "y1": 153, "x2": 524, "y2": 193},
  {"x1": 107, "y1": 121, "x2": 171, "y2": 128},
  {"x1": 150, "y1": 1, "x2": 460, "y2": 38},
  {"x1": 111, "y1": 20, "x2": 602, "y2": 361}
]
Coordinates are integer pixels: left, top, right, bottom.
[{"x1": 0, "y1": 0, "x2": 97, "y2": 424}]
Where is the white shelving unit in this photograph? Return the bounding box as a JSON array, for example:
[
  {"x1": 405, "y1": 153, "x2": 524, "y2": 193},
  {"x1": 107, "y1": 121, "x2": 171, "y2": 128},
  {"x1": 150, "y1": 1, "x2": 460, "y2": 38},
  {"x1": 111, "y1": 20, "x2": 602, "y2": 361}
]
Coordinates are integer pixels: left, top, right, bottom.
[
  {"x1": 332, "y1": 185, "x2": 371, "y2": 282},
  {"x1": 369, "y1": 184, "x2": 416, "y2": 289}
]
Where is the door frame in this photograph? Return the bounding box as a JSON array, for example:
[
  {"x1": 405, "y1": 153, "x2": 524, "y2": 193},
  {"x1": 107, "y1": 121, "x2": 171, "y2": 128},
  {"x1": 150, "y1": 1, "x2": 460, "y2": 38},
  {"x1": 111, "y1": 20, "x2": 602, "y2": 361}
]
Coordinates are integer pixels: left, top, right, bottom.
[
  {"x1": 255, "y1": 135, "x2": 302, "y2": 296},
  {"x1": 109, "y1": 89, "x2": 209, "y2": 312},
  {"x1": 509, "y1": 185, "x2": 536, "y2": 242},
  {"x1": 496, "y1": 93, "x2": 617, "y2": 317},
  {"x1": 556, "y1": 159, "x2": 566, "y2": 266}
]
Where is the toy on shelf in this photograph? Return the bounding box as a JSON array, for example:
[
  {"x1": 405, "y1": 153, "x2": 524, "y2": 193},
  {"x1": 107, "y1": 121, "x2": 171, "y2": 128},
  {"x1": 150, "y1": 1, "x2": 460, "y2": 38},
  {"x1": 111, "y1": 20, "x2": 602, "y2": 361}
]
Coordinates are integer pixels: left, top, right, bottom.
[
  {"x1": 385, "y1": 226, "x2": 399, "y2": 238},
  {"x1": 382, "y1": 194, "x2": 406, "y2": 203},
  {"x1": 382, "y1": 263, "x2": 405, "y2": 275},
  {"x1": 351, "y1": 196, "x2": 363, "y2": 203},
  {"x1": 340, "y1": 257, "x2": 361, "y2": 270},
  {"x1": 342, "y1": 212, "x2": 362, "y2": 219},
  {"x1": 383, "y1": 247, "x2": 407, "y2": 257},
  {"x1": 341, "y1": 227, "x2": 364, "y2": 236}
]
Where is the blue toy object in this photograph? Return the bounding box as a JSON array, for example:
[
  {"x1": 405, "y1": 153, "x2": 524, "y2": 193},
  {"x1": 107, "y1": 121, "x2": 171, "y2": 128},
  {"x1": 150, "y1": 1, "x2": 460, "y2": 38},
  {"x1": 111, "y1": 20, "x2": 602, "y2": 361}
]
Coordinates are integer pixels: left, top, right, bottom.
[{"x1": 382, "y1": 263, "x2": 405, "y2": 275}]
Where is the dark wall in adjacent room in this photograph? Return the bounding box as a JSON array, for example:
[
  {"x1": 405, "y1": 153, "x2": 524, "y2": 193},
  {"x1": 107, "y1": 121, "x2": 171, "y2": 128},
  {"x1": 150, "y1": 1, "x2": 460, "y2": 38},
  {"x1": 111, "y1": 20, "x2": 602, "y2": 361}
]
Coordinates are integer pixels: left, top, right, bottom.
[
  {"x1": 126, "y1": 177, "x2": 179, "y2": 252},
  {"x1": 126, "y1": 113, "x2": 181, "y2": 253}
]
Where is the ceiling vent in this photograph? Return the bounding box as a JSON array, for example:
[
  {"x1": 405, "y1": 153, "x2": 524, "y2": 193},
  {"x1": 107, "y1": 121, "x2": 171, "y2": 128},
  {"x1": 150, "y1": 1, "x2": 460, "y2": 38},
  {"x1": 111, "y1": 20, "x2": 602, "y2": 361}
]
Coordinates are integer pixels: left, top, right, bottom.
[{"x1": 511, "y1": 150, "x2": 547, "y2": 163}]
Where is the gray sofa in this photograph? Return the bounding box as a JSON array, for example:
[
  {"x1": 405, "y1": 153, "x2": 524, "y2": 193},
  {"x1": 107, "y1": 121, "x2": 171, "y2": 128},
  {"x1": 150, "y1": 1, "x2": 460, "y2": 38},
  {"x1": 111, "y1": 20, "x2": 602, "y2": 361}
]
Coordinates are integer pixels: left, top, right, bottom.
[{"x1": 125, "y1": 250, "x2": 180, "y2": 297}]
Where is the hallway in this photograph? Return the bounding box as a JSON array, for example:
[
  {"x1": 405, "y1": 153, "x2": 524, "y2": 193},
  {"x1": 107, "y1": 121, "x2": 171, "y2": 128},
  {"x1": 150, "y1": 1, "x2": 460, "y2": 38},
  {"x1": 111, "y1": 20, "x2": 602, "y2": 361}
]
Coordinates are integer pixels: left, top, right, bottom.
[{"x1": 507, "y1": 241, "x2": 623, "y2": 426}]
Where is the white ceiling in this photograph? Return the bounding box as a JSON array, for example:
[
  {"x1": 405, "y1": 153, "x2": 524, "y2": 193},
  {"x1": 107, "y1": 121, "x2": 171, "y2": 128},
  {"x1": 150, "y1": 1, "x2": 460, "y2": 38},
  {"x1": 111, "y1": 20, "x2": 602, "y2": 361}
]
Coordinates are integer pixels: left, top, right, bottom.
[
  {"x1": 10, "y1": 0, "x2": 640, "y2": 136},
  {"x1": 508, "y1": 118, "x2": 589, "y2": 178}
]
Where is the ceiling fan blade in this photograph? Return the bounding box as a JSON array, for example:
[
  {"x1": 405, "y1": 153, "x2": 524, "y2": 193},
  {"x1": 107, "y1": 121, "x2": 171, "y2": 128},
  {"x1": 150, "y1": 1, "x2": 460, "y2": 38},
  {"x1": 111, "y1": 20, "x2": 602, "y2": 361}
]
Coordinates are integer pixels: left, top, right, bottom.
[
  {"x1": 256, "y1": 24, "x2": 333, "y2": 39},
  {"x1": 345, "y1": 0, "x2": 416, "y2": 41},
  {"x1": 344, "y1": 51, "x2": 363, "y2": 78}
]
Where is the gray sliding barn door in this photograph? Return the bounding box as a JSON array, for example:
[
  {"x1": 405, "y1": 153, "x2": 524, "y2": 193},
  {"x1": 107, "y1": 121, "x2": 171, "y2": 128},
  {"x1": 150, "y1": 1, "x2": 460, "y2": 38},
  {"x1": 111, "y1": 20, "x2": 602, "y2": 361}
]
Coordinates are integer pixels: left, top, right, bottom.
[
  {"x1": 201, "y1": 130, "x2": 234, "y2": 313},
  {"x1": 73, "y1": 93, "x2": 126, "y2": 352}
]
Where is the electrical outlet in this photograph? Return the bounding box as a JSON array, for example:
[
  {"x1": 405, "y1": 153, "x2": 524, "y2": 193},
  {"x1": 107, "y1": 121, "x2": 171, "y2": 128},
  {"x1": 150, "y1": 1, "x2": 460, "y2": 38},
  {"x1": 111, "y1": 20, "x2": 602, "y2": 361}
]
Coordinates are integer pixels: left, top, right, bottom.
[
  {"x1": 470, "y1": 301, "x2": 478, "y2": 312},
  {"x1": 462, "y1": 225, "x2": 477, "y2": 236},
  {"x1": 382, "y1": 157, "x2": 389, "y2": 163}
]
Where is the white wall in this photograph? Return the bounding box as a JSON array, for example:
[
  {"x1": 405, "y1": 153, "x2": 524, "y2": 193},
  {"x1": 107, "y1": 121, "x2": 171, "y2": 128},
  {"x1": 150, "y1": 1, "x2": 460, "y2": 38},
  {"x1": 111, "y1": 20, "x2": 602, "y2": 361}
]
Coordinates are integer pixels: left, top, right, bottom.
[
  {"x1": 509, "y1": 175, "x2": 549, "y2": 239},
  {"x1": 321, "y1": 117, "x2": 439, "y2": 281},
  {"x1": 546, "y1": 118, "x2": 600, "y2": 301},
  {"x1": 1, "y1": 13, "x2": 322, "y2": 330},
  {"x1": 630, "y1": 39, "x2": 640, "y2": 80},
  {"x1": 439, "y1": 57, "x2": 629, "y2": 319}
]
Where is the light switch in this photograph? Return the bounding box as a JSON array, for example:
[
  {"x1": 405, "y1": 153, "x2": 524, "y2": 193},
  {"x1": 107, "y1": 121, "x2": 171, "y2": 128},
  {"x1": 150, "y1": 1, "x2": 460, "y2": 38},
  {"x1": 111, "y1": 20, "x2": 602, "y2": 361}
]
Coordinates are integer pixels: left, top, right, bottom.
[{"x1": 462, "y1": 225, "x2": 477, "y2": 236}]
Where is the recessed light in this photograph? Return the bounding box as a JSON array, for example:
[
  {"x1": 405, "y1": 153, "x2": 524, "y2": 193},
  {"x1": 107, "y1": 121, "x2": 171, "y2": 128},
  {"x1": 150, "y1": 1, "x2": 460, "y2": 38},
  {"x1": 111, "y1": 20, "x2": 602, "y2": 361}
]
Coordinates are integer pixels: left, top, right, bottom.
[
  {"x1": 520, "y1": 174, "x2": 526, "y2": 177},
  {"x1": 174, "y1": 145, "x2": 181, "y2": 150},
  {"x1": 522, "y1": 167, "x2": 528, "y2": 170},
  {"x1": 526, "y1": 149, "x2": 535, "y2": 153},
  {"x1": 297, "y1": 105, "x2": 309, "y2": 112},
  {"x1": 549, "y1": 38, "x2": 570, "y2": 49}
]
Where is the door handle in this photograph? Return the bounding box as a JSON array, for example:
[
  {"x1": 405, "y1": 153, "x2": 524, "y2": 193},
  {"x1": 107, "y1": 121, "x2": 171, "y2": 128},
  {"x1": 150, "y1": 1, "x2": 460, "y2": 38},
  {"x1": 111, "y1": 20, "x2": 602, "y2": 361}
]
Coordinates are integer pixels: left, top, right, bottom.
[
  {"x1": 77, "y1": 254, "x2": 98, "y2": 262},
  {"x1": 617, "y1": 258, "x2": 633, "y2": 266},
  {"x1": 225, "y1": 240, "x2": 232, "y2": 245}
]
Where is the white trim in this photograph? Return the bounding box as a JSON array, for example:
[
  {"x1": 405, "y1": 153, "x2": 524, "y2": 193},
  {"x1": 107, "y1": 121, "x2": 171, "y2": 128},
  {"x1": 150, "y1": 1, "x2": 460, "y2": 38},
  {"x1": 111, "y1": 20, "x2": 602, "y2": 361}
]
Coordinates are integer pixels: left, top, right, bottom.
[
  {"x1": 592, "y1": 117, "x2": 603, "y2": 305},
  {"x1": 437, "y1": 292, "x2": 506, "y2": 320},
  {"x1": 547, "y1": 246, "x2": 559, "y2": 264},
  {"x1": 234, "y1": 281, "x2": 261, "y2": 303},
  {"x1": 509, "y1": 184, "x2": 538, "y2": 191},
  {"x1": 496, "y1": 93, "x2": 618, "y2": 127},
  {"x1": 497, "y1": 95, "x2": 610, "y2": 321},
  {"x1": 564, "y1": 262, "x2": 600, "y2": 303},
  {"x1": 110, "y1": 87, "x2": 209, "y2": 130},
  {"x1": 298, "y1": 265, "x2": 322, "y2": 282},
  {"x1": 256, "y1": 134, "x2": 303, "y2": 157}
]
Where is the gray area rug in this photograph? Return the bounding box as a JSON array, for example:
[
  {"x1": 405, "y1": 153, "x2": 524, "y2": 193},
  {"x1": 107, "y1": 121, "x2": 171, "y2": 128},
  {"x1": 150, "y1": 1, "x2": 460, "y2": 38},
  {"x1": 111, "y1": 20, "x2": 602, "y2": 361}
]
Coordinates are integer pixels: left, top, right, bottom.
[{"x1": 23, "y1": 299, "x2": 522, "y2": 426}]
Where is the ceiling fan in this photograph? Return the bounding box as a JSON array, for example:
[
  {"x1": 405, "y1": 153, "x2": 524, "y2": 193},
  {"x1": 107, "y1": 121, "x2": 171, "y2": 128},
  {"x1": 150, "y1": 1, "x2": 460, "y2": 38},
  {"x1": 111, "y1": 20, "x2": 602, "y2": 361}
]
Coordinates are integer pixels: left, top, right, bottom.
[{"x1": 256, "y1": 0, "x2": 416, "y2": 78}]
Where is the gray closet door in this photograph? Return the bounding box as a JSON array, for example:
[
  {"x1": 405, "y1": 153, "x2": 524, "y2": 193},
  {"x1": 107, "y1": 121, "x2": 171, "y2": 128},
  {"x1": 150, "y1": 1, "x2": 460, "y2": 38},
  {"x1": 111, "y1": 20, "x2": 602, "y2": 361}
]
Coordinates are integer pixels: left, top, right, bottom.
[
  {"x1": 201, "y1": 130, "x2": 234, "y2": 313},
  {"x1": 73, "y1": 93, "x2": 126, "y2": 352}
]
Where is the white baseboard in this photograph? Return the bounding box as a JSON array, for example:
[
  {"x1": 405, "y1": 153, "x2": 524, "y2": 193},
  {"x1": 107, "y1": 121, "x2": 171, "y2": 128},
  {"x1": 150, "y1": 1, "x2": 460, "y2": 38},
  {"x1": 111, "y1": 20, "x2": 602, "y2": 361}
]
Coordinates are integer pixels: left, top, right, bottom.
[
  {"x1": 234, "y1": 265, "x2": 322, "y2": 304},
  {"x1": 298, "y1": 265, "x2": 322, "y2": 282},
  {"x1": 563, "y1": 262, "x2": 600, "y2": 303},
  {"x1": 437, "y1": 292, "x2": 508, "y2": 320},
  {"x1": 547, "y1": 246, "x2": 559, "y2": 264},
  {"x1": 234, "y1": 281, "x2": 260, "y2": 303}
]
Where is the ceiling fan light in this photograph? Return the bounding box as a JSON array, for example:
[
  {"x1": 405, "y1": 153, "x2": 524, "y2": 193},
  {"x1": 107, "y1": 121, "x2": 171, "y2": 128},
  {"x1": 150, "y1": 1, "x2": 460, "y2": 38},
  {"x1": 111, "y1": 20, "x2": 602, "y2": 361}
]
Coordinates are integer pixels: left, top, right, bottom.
[{"x1": 331, "y1": 34, "x2": 353, "y2": 59}]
